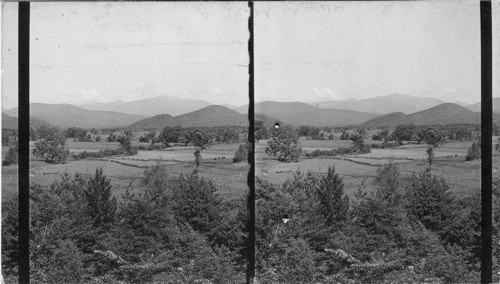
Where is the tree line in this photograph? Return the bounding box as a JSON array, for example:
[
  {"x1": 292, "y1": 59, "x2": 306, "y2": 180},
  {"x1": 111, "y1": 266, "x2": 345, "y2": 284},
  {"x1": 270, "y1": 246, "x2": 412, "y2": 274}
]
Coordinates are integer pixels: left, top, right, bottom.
[
  {"x1": 256, "y1": 163, "x2": 491, "y2": 283},
  {"x1": 2, "y1": 166, "x2": 248, "y2": 283}
]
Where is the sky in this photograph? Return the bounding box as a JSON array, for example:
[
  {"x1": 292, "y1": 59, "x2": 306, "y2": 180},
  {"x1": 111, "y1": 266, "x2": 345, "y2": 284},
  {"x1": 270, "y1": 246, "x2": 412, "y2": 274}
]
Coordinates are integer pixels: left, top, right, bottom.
[
  {"x1": 255, "y1": 1, "x2": 500, "y2": 104},
  {"x1": 2, "y1": 1, "x2": 500, "y2": 110},
  {"x1": 1, "y1": 2, "x2": 249, "y2": 110}
]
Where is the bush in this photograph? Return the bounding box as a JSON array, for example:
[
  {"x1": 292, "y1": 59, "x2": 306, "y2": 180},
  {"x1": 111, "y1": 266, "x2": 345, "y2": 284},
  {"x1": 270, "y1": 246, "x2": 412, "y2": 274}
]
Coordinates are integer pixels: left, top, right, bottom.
[
  {"x1": 306, "y1": 144, "x2": 370, "y2": 158},
  {"x1": 372, "y1": 130, "x2": 389, "y2": 141},
  {"x1": 340, "y1": 131, "x2": 350, "y2": 140},
  {"x1": 2, "y1": 146, "x2": 18, "y2": 166},
  {"x1": 465, "y1": 141, "x2": 481, "y2": 161},
  {"x1": 405, "y1": 169, "x2": 455, "y2": 233},
  {"x1": 275, "y1": 239, "x2": 316, "y2": 283},
  {"x1": 233, "y1": 144, "x2": 248, "y2": 163},
  {"x1": 266, "y1": 125, "x2": 302, "y2": 162},
  {"x1": 33, "y1": 127, "x2": 69, "y2": 164},
  {"x1": 137, "y1": 144, "x2": 168, "y2": 151},
  {"x1": 371, "y1": 142, "x2": 397, "y2": 149},
  {"x1": 72, "y1": 148, "x2": 134, "y2": 160},
  {"x1": 307, "y1": 149, "x2": 336, "y2": 158}
]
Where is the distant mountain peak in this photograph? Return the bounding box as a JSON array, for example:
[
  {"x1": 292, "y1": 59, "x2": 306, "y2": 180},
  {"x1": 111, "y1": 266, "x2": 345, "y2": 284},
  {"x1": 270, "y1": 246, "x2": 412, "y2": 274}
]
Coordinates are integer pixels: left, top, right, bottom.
[
  {"x1": 4, "y1": 103, "x2": 146, "y2": 128},
  {"x1": 313, "y1": 94, "x2": 449, "y2": 114},
  {"x1": 362, "y1": 102, "x2": 480, "y2": 128},
  {"x1": 79, "y1": 96, "x2": 212, "y2": 117},
  {"x1": 129, "y1": 104, "x2": 248, "y2": 130}
]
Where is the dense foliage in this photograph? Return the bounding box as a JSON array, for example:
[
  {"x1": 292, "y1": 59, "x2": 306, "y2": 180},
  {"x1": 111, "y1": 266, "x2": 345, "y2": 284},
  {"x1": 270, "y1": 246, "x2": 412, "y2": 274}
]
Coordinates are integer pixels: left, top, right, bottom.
[
  {"x1": 296, "y1": 126, "x2": 324, "y2": 140},
  {"x1": 33, "y1": 125, "x2": 70, "y2": 164},
  {"x1": 138, "y1": 131, "x2": 157, "y2": 144},
  {"x1": 255, "y1": 120, "x2": 270, "y2": 141},
  {"x1": 372, "y1": 129, "x2": 389, "y2": 141},
  {"x1": 465, "y1": 141, "x2": 481, "y2": 161},
  {"x1": 2, "y1": 166, "x2": 247, "y2": 283},
  {"x1": 159, "y1": 126, "x2": 243, "y2": 147},
  {"x1": 65, "y1": 127, "x2": 92, "y2": 142},
  {"x1": 266, "y1": 125, "x2": 302, "y2": 162},
  {"x1": 256, "y1": 164, "x2": 481, "y2": 283},
  {"x1": 2, "y1": 129, "x2": 17, "y2": 146},
  {"x1": 117, "y1": 131, "x2": 137, "y2": 155},
  {"x1": 2, "y1": 145, "x2": 18, "y2": 166},
  {"x1": 73, "y1": 149, "x2": 129, "y2": 160},
  {"x1": 233, "y1": 143, "x2": 249, "y2": 163},
  {"x1": 388, "y1": 124, "x2": 475, "y2": 145},
  {"x1": 305, "y1": 135, "x2": 370, "y2": 158}
]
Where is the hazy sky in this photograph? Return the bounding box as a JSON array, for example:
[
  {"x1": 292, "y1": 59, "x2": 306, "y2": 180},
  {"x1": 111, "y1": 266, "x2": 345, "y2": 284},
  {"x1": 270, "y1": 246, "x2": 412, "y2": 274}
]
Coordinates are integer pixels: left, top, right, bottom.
[
  {"x1": 255, "y1": 1, "x2": 500, "y2": 104},
  {"x1": 2, "y1": 2, "x2": 500, "y2": 110},
  {"x1": 1, "y1": 2, "x2": 249, "y2": 110}
]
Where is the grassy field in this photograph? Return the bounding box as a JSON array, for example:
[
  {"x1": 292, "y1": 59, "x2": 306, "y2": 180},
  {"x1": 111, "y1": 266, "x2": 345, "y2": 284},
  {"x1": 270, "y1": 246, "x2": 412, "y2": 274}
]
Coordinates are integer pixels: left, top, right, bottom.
[
  {"x1": 257, "y1": 156, "x2": 377, "y2": 198},
  {"x1": 3, "y1": 138, "x2": 496, "y2": 202},
  {"x1": 134, "y1": 149, "x2": 233, "y2": 162},
  {"x1": 296, "y1": 138, "x2": 354, "y2": 151},
  {"x1": 3, "y1": 142, "x2": 248, "y2": 203},
  {"x1": 257, "y1": 139, "x2": 482, "y2": 199}
]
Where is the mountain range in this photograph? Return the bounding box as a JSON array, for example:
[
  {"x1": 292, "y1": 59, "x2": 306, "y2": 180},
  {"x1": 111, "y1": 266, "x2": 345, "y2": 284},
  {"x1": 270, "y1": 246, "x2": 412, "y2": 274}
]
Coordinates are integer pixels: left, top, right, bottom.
[
  {"x1": 465, "y1": 97, "x2": 500, "y2": 113},
  {"x1": 2, "y1": 114, "x2": 18, "y2": 130},
  {"x1": 362, "y1": 103, "x2": 481, "y2": 128},
  {"x1": 4, "y1": 103, "x2": 146, "y2": 129},
  {"x1": 312, "y1": 94, "x2": 450, "y2": 114},
  {"x1": 2, "y1": 94, "x2": 495, "y2": 130},
  {"x1": 235, "y1": 101, "x2": 378, "y2": 127},
  {"x1": 129, "y1": 105, "x2": 248, "y2": 130},
  {"x1": 2, "y1": 113, "x2": 53, "y2": 130},
  {"x1": 79, "y1": 96, "x2": 213, "y2": 117}
]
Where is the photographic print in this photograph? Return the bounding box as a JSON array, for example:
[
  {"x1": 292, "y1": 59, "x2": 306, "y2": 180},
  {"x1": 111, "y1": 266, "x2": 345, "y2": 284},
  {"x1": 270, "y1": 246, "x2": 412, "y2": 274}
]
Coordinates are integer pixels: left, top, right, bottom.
[
  {"x1": 2, "y1": 1, "x2": 500, "y2": 283},
  {"x1": 253, "y1": 1, "x2": 499, "y2": 282},
  {"x1": 2, "y1": 2, "x2": 250, "y2": 283}
]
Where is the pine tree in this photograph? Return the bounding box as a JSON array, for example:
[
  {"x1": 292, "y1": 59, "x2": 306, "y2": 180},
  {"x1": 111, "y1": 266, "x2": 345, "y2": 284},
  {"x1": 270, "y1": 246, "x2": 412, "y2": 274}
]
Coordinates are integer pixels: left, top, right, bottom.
[
  {"x1": 84, "y1": 168, "x2": 117, "y2": 229},
  {"x1": 405, "y1": 169, "x2": 455, "y2": 234},
  {"x1": 317, "y1": 166, "x2": 349, "y2": 227}
]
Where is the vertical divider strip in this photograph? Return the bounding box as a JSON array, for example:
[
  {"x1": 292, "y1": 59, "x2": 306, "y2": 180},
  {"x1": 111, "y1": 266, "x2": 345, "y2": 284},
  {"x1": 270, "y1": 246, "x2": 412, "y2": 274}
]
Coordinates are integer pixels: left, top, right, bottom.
[
  {"x1": 18, "y1": 2, "x2": 30, "y2": 283},
  {"x1": 247, "y1": 1, "x2": 255, "y2": 283},
  {"x1": 480, "y1": 1, "x2": 492, "y2": 283}
]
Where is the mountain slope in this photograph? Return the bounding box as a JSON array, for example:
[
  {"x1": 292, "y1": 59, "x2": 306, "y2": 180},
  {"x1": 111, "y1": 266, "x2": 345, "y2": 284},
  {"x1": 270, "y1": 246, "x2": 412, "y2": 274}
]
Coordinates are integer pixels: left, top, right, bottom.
[
  {"x1": 409, "y1": 103, "x2": 480, "y2": 125},
  {"x1": 362, "y1": 103, "x2": 480, "y2": 128},
  {"x1": 127, "y1": 114, "x2": 176, "y2": 131},
  {"x1": 129, "y1": 105, "x2": 248, "y2": 130},
  {"x1": 466, "y1": 97, "x2": 500, "y2": 113},
  {"x1": 233, "y1": 104, "x2": 249, "y2": 114},
  {"x1": 361, "y1": 112, "x2": 414, "y2": 129},
  {"x1": 247, "y1": 101, "x2": 377, "y2": 127},
  {"x1": 2, "y1": 113, "x2": 18, "y2": 130},
  {"x1": 2, "y1": 113, "x2": 54, "y2": 130},
  {"x1": 80, "y1": 96, "x2": 212, "y2": 116},
  {"x1": 173, "y1": 105, "x2": 248, "y2": 127},
  {"x1": 314, "y1": 94, "x2": 446, "y2": 114},
  {"x1": 4, "y1": 103, "x2": 146, "y2": 129}
]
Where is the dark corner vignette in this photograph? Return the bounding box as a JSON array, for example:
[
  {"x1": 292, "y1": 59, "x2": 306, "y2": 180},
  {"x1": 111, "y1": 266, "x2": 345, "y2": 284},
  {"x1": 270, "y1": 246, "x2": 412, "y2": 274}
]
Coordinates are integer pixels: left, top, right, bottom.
[
  {"x1": 247, "y1": 1, "x2": 256, "y2": 284},
  {"x1": 480, "y1": 1, "x2": 493, "y2": 283},
  {"x1": 18, "y1": 1, "x2": 30, "y2": 284}
]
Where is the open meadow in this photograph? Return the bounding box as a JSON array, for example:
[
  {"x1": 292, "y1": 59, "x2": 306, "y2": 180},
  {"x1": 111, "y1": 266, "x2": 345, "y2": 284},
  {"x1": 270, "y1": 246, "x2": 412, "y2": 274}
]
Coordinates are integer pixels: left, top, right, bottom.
[
  {"x1": 257, "y1": 138, "x2": 483, "y2": 199},
  {"x1": 2, "y1": 141, "x2": 248, "y2": 203}
]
